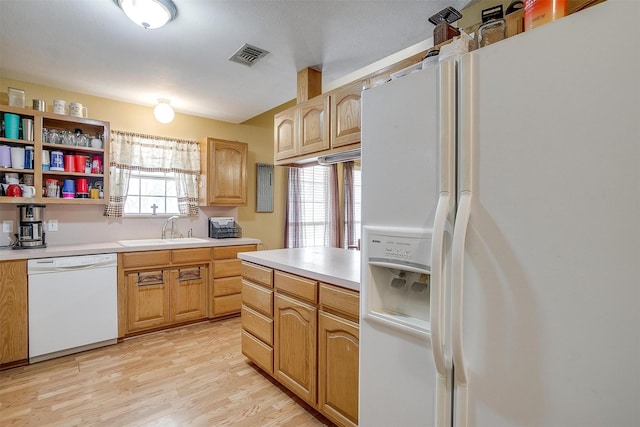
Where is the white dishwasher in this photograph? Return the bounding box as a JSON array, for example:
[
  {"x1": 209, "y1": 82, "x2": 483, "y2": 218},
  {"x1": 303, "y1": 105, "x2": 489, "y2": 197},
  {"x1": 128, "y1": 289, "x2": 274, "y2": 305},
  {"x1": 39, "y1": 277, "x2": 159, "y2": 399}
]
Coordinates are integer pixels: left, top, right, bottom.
[{"x1": 28, "y1": 253, "x2": 118, "y2": 363}]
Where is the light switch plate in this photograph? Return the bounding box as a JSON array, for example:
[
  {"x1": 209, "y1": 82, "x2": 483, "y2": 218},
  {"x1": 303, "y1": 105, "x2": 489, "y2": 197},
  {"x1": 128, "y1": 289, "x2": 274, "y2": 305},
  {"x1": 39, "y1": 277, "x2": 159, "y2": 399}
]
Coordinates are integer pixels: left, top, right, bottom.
[
  {"x1": 2, "y1": 220, "x2": 13, "y2": 232},
  {"x1": 48, "y1": 219, "x2": 58, "y2": 232}
]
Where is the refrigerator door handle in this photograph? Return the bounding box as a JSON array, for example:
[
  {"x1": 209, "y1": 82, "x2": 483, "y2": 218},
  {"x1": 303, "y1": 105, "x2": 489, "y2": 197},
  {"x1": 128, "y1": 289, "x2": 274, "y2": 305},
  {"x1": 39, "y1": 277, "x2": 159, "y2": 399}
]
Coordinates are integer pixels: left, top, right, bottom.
[
  {"x1": 452, "y1": 191, "x2": 472, "y2": 427},
  {"x1": 431, "y1": 192, "x2": 452, "y2": 427}
]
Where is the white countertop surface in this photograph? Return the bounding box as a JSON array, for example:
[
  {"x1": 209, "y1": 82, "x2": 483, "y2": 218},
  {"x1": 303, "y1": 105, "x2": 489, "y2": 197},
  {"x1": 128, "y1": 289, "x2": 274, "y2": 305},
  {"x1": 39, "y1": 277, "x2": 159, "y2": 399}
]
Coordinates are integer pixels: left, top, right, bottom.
[
  {"x1": 0, "y1": 237, "x2": 261, "y2": 261},
  {"x1": 238, "y1": 247, "x2": 360, "y2": 292}
]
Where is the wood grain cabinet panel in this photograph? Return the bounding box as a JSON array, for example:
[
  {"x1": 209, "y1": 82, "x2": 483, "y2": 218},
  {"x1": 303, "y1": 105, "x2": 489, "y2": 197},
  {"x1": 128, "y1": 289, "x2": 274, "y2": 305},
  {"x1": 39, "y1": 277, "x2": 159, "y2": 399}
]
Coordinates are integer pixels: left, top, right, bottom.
[
  {"x1": 0, "y1": 260, "x2": 27, "y2": 368},
  {"x1": 170, "y1": 266, "x2": 208, "y2": 323},
  {"x1": 200, "y1": 138, "x2": 248, "y2": 206},
  {"x1": 274, "y1": 270, "x2": 317, "y2": 304},
  {"x1": 122, "y1": 250, "x2": 171, "y2": 269},
  {"x1": 330, "y1": 81, "x2": 364, "y2": 149},
  {"x1": 241, "y1": 280, "x2": 274, "y2": 316},
  {"x1": 274, "y1": 292, "x2": 317, "y2": 405},
  {"x1": 242, "y1": 330, "x2": 273, "y2": 375},
  {"x1": 127, "y1": 270, "x2": 171, "y2": 332},
  {"x1": 318, "y1": 311, "x2": 359, "y2": 427},
  {"x1": 274, "y1": 105, "x2": 297, "y2": 161},
  {"x1": 209, "y1": 245, "x2": 256, "y2": 318},
  {"x1": 299, "y1": 95, "x2": 330, "y2": 155},
  {"x1": 241, "y1": 262, "x2": 273, "y2": 288},
  {"x1": 241, "y1": 305, "x2": 273, "y2": 345}
]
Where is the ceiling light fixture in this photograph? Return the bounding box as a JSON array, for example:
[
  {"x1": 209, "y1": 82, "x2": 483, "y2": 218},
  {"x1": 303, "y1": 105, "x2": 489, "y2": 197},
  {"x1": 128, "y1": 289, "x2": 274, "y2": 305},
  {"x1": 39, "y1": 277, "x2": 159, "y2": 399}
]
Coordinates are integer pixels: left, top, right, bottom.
[
  {"x1": 154, "y1": 99, "x2": 175, "y2": 123},
  {"x1": 114, "y1": 0, "x2": 177, "y2": 29}
]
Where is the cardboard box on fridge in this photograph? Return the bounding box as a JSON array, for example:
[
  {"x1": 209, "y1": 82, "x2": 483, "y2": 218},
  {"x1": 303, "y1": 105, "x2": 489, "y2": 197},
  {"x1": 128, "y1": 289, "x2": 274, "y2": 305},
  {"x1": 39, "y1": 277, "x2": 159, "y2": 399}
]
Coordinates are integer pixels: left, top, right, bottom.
[{"x1": 505, "y1": 9, "x2": 524, "y2": 38}]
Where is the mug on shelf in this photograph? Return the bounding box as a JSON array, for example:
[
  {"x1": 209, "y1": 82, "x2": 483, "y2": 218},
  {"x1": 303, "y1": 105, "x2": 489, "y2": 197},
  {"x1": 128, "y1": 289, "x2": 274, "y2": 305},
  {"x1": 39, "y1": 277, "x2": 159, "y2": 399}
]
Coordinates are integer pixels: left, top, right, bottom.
[
  {"x1": 20, "y1": 184, "x2": 36, "y2": 197},
  {"x1": 22, "y1": 173, "x2": 34, "y2": 185},
  {"x1": 22, "y1": 118, "x2": 33, "y2": 141},
  {"x1": 45, "y1": 179, "x2": 59, "y2": 198},
  {"x1": 4, "y1": 172, "x2": 19, "y2": 184},
  {"x1": 10, "y1": 147, "x2": 25, "y2": 170},
  {"x1": 64, "y1": 154, "x2": 75, "y2": 172},
  {"x1": 53, "y1": 99, "x2": 67, "y2": 115},
  {"x1": 3, "y1": 113, "x2": 20, "y2": 139},
  {"x1": 69, "y1": 102, "x2": 88, "y2": 118},
  {"x1": 74, "y1": 155, "x2": 87, "y2": 173},
  {"x1": 0, "y1": 146, "x2": 11, "y2": 167},
  {"x1": 32, "y1": 99, "x2": 46, "y2": 112},
  {"x1": 62, "y1": 179, "x2": 75, "y2": 198},
  {"x1": 42, "y1": 150, "x2": 50, "y2": 171},
  {"x1": 50, "y1": 151, "x2": 64, "y2": 171}
]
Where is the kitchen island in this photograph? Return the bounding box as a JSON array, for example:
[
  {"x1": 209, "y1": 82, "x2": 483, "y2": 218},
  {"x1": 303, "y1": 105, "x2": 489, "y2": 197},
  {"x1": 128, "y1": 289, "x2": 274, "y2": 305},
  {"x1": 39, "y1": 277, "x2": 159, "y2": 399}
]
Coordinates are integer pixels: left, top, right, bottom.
[
  {"x1": 239, "y1": 247, "x2": 360, "y2": 427},
  {"x1": 237, "y1": 246, "x2": 360, "y2": 291}
]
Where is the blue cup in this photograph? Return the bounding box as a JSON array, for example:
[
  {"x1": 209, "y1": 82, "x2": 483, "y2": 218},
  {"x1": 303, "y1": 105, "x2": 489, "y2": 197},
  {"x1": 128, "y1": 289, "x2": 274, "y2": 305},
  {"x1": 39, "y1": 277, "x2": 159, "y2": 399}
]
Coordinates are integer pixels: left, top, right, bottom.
[
  {"x1": 62, "y1": 179, "x2": 75, "y2": 197},
  {"x1": 4, "y1": 113, "x2": 19, "y2": 139}
]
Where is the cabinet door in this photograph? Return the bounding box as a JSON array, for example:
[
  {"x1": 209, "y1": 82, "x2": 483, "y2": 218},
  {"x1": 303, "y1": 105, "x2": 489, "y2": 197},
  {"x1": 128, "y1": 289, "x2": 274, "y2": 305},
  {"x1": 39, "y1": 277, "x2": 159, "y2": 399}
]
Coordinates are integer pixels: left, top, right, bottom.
[
  {"x1": 318, "y1": 311, "x2": 359, "y2": 427},
  {"x1": 274, "y1": 292, "x2": 317, "y2": 405},
  {"x1": 0, "y1": 260, "x2": 27, "y2": 366},
  {"x1": 299, "y1": 95, "x2": 330, "y2": 155},
  {"x1": 127, "y1": 270, "x2": 170, "y2": 332},
  {"x1": 170, "y1": 266, "x2": 207, "y2": 323},
  {"x1": 330, "y1": 82, "x2": 363, "y2": 148},
  {"x1": 274, "y1": 105, "x2": 297, "y2": 160},
  {"x1": 208, "y1": 139, "x2": 248, "y2": 206}
]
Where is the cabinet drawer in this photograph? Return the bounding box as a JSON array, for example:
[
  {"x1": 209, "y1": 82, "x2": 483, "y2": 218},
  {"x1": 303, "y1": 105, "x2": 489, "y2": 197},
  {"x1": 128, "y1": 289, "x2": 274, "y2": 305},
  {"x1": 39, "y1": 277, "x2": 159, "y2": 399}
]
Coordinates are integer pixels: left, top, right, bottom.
[
  {"x1": 242, "y1": 279, "x2": 273, "y2": 316},
  {"x1": 212, "y1": 276, "x2": 242, "y2": 296},
  {"x1": 319, "y1": 283, "x2": 359, "y2": 321},
  {"x1": 242, "y1": 330, "x2": 273, "y2": 375},
  {"x1": 121, "y1": 250, "x2": 171, "y2": 269},
  {"x1": 172, "y1": 247, "x2": 211, "y2": 264},
  {"x1": 213, "y1": 244, "x2": 257, "y2": 260},
  {"x1": 242, "y1": 305, "x2": 273, "y2": 345},
  {"x1": 213, "y1": 259, "x2": 242, "y2": 278},
  {"x1": 212, "y1": 294, "x2": 242, "y2": 316},
  {"x1": 274, "y1": 270, "x2": 317, "y2": 304},
  {"x1": 241, "y1": 262, "x2": 273, "y2": 288}
]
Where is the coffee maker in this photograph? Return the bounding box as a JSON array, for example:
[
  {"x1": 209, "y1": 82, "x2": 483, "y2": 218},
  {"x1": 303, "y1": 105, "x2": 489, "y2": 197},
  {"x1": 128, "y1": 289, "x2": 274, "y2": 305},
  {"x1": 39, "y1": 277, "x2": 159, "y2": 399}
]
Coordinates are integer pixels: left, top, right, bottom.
[{"x1": 14, "y1": 204, "x2": 46, "y2": 249}]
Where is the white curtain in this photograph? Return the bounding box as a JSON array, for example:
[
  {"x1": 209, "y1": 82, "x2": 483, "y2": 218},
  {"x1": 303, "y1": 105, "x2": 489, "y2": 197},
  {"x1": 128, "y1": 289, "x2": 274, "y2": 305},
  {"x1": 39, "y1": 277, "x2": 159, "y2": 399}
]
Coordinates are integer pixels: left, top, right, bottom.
[{"x1": 104, "y1": 130, "x2": 200, "y2": 217}]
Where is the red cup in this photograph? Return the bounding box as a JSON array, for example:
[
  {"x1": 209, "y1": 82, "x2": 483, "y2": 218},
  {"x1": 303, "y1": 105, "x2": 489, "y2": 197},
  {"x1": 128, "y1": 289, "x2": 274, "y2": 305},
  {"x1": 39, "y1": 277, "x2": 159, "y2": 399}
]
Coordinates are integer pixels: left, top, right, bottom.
[
  {"x1": 64, "y1": 154, "x2": 75, "y2": 172},
  {"x1": 91, "y1": 155, "x2": 102, "y2": 174},
  {"x1": 74, "y1": 155, "x2": 87, "y2": 173},
  {"x1": 75, "y1": 178, "x2": 89, "y2": 194}
]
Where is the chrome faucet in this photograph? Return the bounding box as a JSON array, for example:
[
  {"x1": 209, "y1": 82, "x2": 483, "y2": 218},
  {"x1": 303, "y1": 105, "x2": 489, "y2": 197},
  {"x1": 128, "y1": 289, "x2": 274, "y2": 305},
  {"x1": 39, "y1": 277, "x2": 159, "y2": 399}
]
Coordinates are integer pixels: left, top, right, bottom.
[{"x1": 161, "y1": 215, "x2": 180, "y2": 239}]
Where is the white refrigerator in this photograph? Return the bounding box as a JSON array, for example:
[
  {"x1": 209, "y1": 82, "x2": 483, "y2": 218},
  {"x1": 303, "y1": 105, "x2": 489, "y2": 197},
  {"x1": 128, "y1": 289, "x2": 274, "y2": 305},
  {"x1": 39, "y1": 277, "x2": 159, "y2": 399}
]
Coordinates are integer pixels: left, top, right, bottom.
[{"x1": 359, "y1": 2, "x2": 640, "y2": 427}]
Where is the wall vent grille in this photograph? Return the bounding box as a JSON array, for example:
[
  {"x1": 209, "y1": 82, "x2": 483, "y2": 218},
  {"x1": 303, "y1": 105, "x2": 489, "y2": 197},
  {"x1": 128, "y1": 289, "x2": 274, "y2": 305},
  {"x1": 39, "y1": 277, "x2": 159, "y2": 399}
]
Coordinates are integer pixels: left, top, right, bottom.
[{"x1": 229, "y1": 43, "x2": 270, "y2": 67}]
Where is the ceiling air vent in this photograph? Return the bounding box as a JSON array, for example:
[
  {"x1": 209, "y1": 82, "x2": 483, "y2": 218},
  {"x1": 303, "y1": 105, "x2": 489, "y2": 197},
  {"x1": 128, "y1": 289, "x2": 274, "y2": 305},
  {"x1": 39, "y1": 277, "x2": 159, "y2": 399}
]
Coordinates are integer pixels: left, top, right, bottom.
[{"x1": 229, "y1": 43, "x2": 269, "y2": 67}]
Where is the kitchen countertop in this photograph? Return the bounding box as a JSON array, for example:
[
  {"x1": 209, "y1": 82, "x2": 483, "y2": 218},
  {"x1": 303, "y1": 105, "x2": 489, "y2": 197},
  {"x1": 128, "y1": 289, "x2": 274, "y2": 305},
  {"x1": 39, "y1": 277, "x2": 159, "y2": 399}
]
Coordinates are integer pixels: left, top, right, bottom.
[
  {"x1": 0, "y1": 237, "x2": 261, "y2": 261},
  {"x1": 238, "y1": 247, "x2": 360, "y2": 292}
]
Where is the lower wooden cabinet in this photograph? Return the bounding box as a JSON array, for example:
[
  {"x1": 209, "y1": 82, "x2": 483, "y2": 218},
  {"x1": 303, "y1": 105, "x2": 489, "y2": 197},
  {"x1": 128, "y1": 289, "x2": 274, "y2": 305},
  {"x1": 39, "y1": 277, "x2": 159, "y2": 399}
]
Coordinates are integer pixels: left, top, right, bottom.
[
  {"x1": 210, "y1": 244, "x2": 257, "y2": 318},
  {"x1": 274, "y1": 292, "x2": 318, "y2": 404},
  {"x1": 241, "y1": 261, "x2": 360, "y2": 427},
  {"x1": 0, "y1": 260, "x2": 28, "y2": 368},
  {"x1": 120, "y1": 247, "x2": 209, "y2": 336},
  {"x1": 318, "y1": 311, "x2": 359, "y2": 427}
]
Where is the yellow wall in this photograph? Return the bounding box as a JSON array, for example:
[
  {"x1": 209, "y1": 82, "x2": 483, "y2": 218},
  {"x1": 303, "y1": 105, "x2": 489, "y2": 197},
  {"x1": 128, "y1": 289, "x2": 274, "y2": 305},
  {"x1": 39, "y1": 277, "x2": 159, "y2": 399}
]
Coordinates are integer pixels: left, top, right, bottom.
[{"x1": 0, "y1": 77, "x2": 292, "y2": 249}]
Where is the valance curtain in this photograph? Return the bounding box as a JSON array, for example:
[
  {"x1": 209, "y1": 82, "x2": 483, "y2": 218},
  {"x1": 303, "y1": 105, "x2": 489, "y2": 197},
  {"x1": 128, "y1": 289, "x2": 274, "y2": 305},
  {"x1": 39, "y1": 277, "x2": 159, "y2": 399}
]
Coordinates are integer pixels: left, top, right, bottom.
[{"x1": 104, "y1": 130, "x2": 200, "y2": 217}]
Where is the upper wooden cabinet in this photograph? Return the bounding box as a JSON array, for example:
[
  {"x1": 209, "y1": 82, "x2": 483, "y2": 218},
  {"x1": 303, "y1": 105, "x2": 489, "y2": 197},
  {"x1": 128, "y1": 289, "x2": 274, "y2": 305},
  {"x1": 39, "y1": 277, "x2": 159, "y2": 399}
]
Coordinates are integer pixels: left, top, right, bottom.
[
  {"x1": 274, "y1": 105, "x2": 297, "y2": 161},
  {"x1": 200, "y1": 138, "x2": 248, "y2": 206},
  {"x1": 330, "y1": 81, "x2": 364, "y2": 149},
  {"x1": 299, "y1": 95, "x2": 330, "y2": 155}
]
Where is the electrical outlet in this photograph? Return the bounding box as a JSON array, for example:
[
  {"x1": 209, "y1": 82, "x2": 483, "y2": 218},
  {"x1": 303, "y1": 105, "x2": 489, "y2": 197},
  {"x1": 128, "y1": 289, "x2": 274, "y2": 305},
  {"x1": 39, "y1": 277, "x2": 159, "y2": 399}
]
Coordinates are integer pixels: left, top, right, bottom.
[
  {"x1": 2, "y1": 220, "x2": 13, "y2": 233},
  {"x1": 48, "y1": 219, "x2": 58, "y2": 232}
]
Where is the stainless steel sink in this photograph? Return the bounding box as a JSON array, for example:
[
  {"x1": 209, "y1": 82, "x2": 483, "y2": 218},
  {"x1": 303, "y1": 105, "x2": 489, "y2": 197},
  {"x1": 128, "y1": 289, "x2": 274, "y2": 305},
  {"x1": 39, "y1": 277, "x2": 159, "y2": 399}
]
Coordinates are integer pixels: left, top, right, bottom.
[{"x1": 118, "y1": 238, "x2": 209, "y2": 247}]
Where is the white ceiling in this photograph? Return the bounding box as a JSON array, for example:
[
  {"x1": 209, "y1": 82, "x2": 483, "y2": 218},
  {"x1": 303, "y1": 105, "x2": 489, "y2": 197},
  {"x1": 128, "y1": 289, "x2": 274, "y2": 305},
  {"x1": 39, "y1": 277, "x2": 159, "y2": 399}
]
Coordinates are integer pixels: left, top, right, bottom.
[{"x1": 0, "y1": 0, "x2": 470, "y2": 124}]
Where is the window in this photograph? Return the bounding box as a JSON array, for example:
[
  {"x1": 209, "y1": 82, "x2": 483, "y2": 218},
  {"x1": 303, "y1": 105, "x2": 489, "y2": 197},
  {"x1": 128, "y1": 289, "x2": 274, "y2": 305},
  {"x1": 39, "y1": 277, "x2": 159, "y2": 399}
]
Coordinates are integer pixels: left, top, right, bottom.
[
  {"x1": 125, "y1": 170, "x2": 179, "y2": 215},
  {"x1": 287, "y1": 165, "x2": 334, "y2": 248},
  {"x1": 286, "y1": 162, "x2": 360, "y2": 249}
]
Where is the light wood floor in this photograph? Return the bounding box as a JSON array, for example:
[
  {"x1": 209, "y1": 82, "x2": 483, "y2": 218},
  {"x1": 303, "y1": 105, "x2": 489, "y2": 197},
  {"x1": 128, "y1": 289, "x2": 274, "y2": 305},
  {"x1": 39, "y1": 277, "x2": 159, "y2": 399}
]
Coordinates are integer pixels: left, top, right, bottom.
[{"x1": 0, "y1": 317, "x2": 334, "y2": 426}]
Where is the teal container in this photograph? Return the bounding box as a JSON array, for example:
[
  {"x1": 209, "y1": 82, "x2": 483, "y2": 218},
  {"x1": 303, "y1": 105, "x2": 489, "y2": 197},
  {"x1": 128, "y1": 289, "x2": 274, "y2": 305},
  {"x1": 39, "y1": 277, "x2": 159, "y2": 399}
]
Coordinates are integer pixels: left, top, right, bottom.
[{"x1": 4, "y1": 113, "x2": 20, "y2": 139}]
